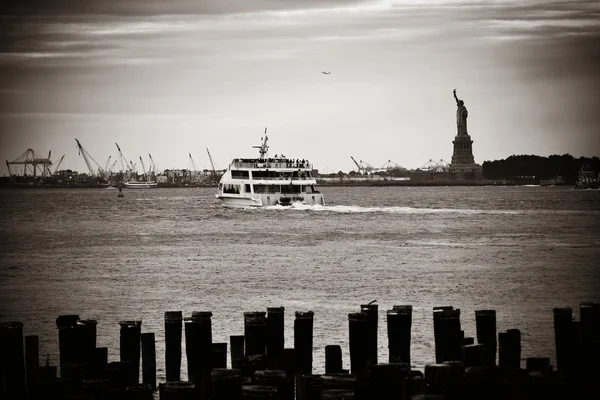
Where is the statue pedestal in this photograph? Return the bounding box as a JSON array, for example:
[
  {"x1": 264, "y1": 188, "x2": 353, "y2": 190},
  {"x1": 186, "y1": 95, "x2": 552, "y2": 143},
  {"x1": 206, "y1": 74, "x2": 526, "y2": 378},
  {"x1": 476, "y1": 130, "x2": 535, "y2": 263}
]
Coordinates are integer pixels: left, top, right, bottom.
[{"x1": 450, "y1": 133, "x2": 483, "y2": 179}]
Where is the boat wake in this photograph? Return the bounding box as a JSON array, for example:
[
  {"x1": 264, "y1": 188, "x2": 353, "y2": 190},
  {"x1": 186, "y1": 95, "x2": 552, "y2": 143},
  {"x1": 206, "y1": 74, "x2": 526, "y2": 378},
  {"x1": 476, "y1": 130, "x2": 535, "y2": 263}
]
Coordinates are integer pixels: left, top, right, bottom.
[{"x1": 260, "y1": 203, "x2": 599, "y2": 215}]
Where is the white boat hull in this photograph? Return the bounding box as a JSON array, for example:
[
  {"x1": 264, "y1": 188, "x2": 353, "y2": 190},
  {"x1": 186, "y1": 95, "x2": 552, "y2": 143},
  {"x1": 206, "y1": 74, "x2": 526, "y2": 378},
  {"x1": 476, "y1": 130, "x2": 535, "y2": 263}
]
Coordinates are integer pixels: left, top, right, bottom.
[
  {"x1": 123, "y1": 182, "x2": 158, "y2": 189},
  {"x1": 217, "y1": 193, "x2": 324, "y2": 208}
]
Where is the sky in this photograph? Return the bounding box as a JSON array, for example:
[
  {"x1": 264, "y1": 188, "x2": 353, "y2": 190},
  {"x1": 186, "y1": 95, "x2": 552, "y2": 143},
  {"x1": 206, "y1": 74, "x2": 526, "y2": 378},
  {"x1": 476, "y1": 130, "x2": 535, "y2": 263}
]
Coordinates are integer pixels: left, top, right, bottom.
[{"x1": 1, "y1": 0, "x2": 599, "y2": 175}]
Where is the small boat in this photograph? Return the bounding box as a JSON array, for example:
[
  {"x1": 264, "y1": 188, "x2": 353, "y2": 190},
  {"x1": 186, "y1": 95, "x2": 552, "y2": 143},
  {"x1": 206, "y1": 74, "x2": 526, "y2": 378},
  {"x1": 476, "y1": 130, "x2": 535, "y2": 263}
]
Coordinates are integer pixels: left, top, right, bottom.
[
  {"x1": 575, "y1": 165, "x2": 599, "y2": 189},
  {"x1": 123, "y1": 181, "x2": 158, "y2": 189},
  {"x1": 216, "y1": 129, "x2": 325, "y2": 208}
]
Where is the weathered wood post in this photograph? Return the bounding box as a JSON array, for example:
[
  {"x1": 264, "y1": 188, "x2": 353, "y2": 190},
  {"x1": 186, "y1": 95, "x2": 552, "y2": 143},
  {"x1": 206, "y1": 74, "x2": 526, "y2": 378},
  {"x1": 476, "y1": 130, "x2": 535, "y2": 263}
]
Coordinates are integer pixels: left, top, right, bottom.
[
  {"x1": 159, "y1": 381, "x2": 196, "y2": 400},
  {"x1": 266, "y1": 307, "x2": 285, "y2": 370},
  {"x1": 241, "y1": 385, "x2": 278, "y2": 399},
  {"x1": 2, "y1": 322, "x2": 27, "y2": 400},
  {"x1": 25, "y1": 335, "x2": 39, "y2": 393},
  {"x1": 348, "y1": 312, "x2": 369, "y2": 381},
  {"x1": 321, "y1": 374, "x2": 357, "y2": 398},
  {"x1": 474, "y1": 310, "x2": 496, "y2": 366},
  {"x1": 367, "y1": 363, "x2": 409, "y2": 400},
  {"x1": 255, "y1": 370, "x2": 290, "y2": 399},
  {"x1": 164, "y1": 311, "x2": 183, "y2": 382},
  {"x1": 461, "y1": 344, "x2": 485, "y2": 367},
  {"x1": 212, "y1": 368, "x2": 242, "y2": 400},
  {"x1": 433, "y1": 308, "x2": 462, "y2": 362},
  {"x1": 141, "y1": 332, "x2": 156, "y2": 389},
  {"x1": 294, "y1": 311, "x2": 314, "y2": 400},
  {"x1": 244, "y1": 312, "x2": 267, "y2": 357},
  {"x1": 302, "y1": 374, "x2": 323, "y2": 400},
  {"x1": 119, "y1": 320, "x2": 142, "y2": 385},
  {"x1": 231, "y1": 335, "x2": 245, "y2": 369},
  {"x1": 56, "y1": 314, "x2": 79, "y2": 378},
  {"x1": 424, "y1": 363, "x2": 452, "y2": 395},
  {"x1": 212, "y1": 343, "x2": 228, "y2": 369},
  {"x1": 360, "y1": 303, "x2": 379, "y2": 367},
  {"x1": 387, "y1": 305, "x2": 412, "y2": 365},
  {"x1": 432, "y1": 307, "x2": 453, "y2": 363},
  {"x1": 76, "y1": 319, "x2": 97, "y2": 367},
  {"x1": 498, "y1": 329, "x2": 521, "y2": 369},
  {"x1": 184, "y1": 311, "x2": 213, "y2": 399},
  {"x1": 553, "y1": 307, "x2": 573, "y2": 377},
  {"x1": 325, "y1": 345, "x2": 343, "y2": 374}
]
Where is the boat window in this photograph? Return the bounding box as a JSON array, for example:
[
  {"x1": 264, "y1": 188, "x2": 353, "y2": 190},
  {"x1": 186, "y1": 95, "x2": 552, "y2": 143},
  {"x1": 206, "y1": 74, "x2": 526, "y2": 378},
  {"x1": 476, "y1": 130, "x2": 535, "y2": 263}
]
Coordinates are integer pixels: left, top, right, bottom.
[
  {"x1": 231, "y1": 170, "x2": 249, "y2": 179},
  {"x1": 245, "y1": 184, "x2": 251, "y2": 193},
  {"x1": 253, "y1": 185, "x2": 279, "y2": 194},
  {"x1": 223, "y1": 184, "x2": 240, "y2": 194}
]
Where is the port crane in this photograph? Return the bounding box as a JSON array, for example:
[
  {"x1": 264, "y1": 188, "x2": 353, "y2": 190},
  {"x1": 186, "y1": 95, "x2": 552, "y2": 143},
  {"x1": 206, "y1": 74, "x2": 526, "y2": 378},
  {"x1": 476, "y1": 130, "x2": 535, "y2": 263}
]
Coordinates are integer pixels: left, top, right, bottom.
[
  {"x1": 350, "y1": 156, "x2": 373, "y2": 174},
  {"x1": 139, "y1": 156, "x2": 148, "y2": 181},
  {"x1": 206, "y1": 147, "x2": 219, "y2": 185},
  {"x1": 115, "y1": 143, "x2": 135, "y2": 178},
  {"x1": 148, "y1": 154, "x2": 158, "y2": 175},
  {"x1": 52, "y1": 155, "x2": 65, "y2": 175},
  {"x1": 75, "y1": 139, "x2": 104, "y2": 177},
  {"x1": 421, "y1": 159, "x2": 451, "y2": 173}
]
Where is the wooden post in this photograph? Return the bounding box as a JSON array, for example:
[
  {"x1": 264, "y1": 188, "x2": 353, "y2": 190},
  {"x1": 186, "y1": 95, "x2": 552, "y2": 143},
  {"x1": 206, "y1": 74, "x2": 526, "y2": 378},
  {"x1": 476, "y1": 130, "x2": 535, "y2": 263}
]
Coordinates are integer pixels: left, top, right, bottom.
[
  {"x1": 302, "y1": 374, "x2": 323, "y2": 400},
  {"x1": 474, "y1": 310, "x2": 496, "y2": 366},
  {"x1": 348, "y1": 313, "x2": 369, "y2": 379},
  {"x1": 119, "y1": 320, "x2": 142, "y2": 385},
  {"x1": 141, "y1": 332, "x2": 156, "y2": 390},
  {"x1": 244, "y1": 312, "x2": 267, "y2": 357},
  {"x1": 25, "y1": 335, "x2": 39, "y2": 393},
  {"x1": 461, "y1": 344, "x2": 485, "y2": 367},
  {"x1": 159, "y1": 381, "x2": 196, "y2": 400},
  {"x1": 367, "y1": 363, "x2": 409, "y2": 400},
  {"x1": 164, "y1": 311, "x2": 183, "y2": 382},
  {"x1": 294, "y1": 311, "x2": 314, "y2": 375},
  {"x1": 553, "y1": 307, "x2": 573, "y2": 377},
  {"x1": 2, "y1": 322, "x2": 27, "y2": 400},
  {"x1": 212, "y1": 368, "x2": 242, "y2": 400},
  {"x1": 498, "y1": 329, "x2": 521, "y2": 369},
  {"x1": 325, "y1": 345, "x2": 343, "y2": 374},
  {"x1": 387, "y1": 306, "x2": 412, "y2": 365},
  {"x1": 432, "y1": 307, "x2": 453, "y2": 364},
  {"x1": 55, "y1": 314, "x2": 79, "y2": 378},
  {"x1": 254, "y1": 370, "x2": 290, "y2": 399},
  {"x1": 76, "y1": 319, "x2": 97, "y2": 367},
  {"x1": 424, "y1": 363, "x2": 451, "y2": 395},
  {"x1": 231, "y1": 335, "x2": 245, "y2": 369},
  {"x1": 360, "y1": 303, "x2": 379, "y2": 367},
  {"x1": 184, "y1": 311, "x2": 213, "y2": 399},
  {"x1": 241, "y1": 385, "x2": 278, "y2": 399},
  {"x1": 212, "y1": 343, "x2": 228, "y2": 369},
  {"x1": 526, "y1": 357, "x2": 551, "y2": 373},
  {"x1": 321, "y1": 374, "x2": 357, "y2": 395},
  {"x1": 266, "y1": 307, "x2": 285, "y2": 370}
]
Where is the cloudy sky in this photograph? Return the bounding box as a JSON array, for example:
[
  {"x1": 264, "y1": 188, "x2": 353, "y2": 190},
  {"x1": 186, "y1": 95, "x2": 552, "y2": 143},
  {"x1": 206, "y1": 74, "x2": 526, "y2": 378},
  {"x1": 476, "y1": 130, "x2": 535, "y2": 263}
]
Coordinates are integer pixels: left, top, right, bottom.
[{"x1": 1, "y1": 0, "x2": 599, "y2": 174}]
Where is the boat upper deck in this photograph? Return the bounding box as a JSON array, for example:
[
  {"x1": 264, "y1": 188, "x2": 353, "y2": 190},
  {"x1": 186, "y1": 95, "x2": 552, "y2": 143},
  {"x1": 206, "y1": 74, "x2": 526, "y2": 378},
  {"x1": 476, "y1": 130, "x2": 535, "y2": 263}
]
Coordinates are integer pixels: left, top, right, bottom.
[{"x1": 230, "y1": 158, "x2": 313, "y2": 170}]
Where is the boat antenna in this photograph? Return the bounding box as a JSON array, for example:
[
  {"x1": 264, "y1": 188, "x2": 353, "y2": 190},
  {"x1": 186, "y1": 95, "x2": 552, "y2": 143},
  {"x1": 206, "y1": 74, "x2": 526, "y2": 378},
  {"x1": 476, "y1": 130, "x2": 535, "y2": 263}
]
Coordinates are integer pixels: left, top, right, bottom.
[{"x1": 253, "y1": 127, "x2": 269, "y2": 160}]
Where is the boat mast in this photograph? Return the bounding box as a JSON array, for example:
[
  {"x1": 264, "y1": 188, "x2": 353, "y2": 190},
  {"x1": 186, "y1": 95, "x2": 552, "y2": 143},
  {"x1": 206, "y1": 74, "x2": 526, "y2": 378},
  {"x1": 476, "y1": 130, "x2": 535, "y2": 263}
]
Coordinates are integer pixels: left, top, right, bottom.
[{"x1": 252, "y1": 127, "x2": 269, "y2": 160}]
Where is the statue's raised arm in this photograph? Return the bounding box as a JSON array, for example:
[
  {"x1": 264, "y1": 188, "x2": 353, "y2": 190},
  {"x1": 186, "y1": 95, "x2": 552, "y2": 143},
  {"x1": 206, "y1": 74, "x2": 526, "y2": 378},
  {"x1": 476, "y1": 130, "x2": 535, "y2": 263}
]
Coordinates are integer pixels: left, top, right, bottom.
[
  {"x1": 453, "y1": 88, "x2": 468, "y2": 135},
  {"x1": 453, "y1": 88, "x2": 460, "y2": 105}
]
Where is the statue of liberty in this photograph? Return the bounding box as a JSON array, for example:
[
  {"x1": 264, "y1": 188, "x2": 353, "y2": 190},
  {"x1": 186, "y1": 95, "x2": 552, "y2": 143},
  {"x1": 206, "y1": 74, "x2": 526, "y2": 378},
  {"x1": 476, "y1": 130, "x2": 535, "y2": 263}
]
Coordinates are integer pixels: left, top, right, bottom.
[{"x1": 453, "y1": 89, "x2": 468, "y2": 135}]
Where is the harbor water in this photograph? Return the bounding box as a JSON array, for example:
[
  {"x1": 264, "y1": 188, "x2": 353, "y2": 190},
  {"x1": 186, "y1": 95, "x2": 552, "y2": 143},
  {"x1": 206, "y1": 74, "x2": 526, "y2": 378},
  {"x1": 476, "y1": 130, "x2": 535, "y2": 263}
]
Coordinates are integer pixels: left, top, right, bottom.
[{"x1": 0, "y1": 186, "x2": 599, "y2": 380}]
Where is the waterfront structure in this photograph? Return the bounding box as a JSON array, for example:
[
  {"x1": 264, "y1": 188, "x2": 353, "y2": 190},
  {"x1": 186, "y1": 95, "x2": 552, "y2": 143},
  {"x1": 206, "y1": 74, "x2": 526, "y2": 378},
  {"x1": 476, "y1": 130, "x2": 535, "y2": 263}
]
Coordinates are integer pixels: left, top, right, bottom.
[
  {"x1": 216, "y1": 129, "x2": 325, "y2": 208},
  {"x1": 449, "y1": 89, "x2": 483, "y2": 179}
]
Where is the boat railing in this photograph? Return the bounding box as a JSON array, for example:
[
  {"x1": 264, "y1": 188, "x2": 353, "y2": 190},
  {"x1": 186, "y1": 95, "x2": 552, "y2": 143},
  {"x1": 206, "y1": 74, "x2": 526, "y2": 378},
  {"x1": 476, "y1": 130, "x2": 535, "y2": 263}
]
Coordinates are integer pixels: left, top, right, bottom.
[
  {"x1": 232, "y1": 161, "x2": 313, "y2": 169},
  {"x1": 250, "y1": 176, "x2": 314, "y2": 181}
]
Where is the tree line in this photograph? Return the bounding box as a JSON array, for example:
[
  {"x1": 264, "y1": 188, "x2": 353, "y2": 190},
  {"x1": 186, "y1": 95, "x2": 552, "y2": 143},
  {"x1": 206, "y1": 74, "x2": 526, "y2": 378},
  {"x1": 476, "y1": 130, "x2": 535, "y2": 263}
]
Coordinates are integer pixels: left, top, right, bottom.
[{"x1": 482, "y1": 154, "x2": 600, "y2": 183}]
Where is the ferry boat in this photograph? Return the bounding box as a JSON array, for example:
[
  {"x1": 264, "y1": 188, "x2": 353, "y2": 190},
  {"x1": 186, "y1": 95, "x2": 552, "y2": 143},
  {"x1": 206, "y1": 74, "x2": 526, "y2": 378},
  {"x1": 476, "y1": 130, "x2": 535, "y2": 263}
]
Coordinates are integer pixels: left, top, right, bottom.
[
  {"x1": 216, "y1": 130, "x2": 325, "y2": 208},
  {"x1": 123, "y1": 181, "x2": 158, "y2": 189},
  {"x1": 575, "y1": 165, "x2": 599, "y2": 189}
]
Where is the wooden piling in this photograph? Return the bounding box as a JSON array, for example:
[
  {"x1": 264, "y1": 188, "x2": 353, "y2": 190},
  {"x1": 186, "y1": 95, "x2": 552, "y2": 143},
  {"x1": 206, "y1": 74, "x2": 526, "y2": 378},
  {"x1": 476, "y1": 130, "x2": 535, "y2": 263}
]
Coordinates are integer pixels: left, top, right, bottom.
[
  {"x1": 432, "y1": 307, "x2": 453, "y2": 364},
  {"x1": 2, "y1": 322, "x2": 27, "y2": 400},
  {"x1": 244, "y1": 312, "x2": 268, "y2": 357},
  {"x1": 255, "y1": 370, "x2": 290, "y2": 399},
  {"x1": 360, "y1": 303, "x2": 379, "y2": 367},
  {"x1": 55, "y1": 314, "x2": 80, "y2": 378},
  {"x1": 212, "y1": 368, "x2": 242, "y2": 400},
  {"x1": 461, "y1": 344, "x2": 485, "y2": 367},
  {"x1": 231, "y1": 335, "x2": 245, "y2": 369},
  {"x1": 424, "y1": 363, "x2": 451, "y2": 395},
  {"x1": 266, "y1": 307, "x2": 285, "y2": 370},
  {"x1": 302, "y1": 374, "x2": 323, "y2": 400},
  {"x1": 241, "y1": 384, "x2": 278, "y2": 399},
  {"x1": 348, "y1": 312, "x2": 369, "y2": 379},
  {"x1": 498, "y1": 329, "x2": 521, "y2": 369},
  {"x1": 184, "y1": 311, "x2": 213, "y2": 399},
  {"x1": 526, "y1": 357, "x2": 551, "y2": 374},
  {"x1": 321, "y1": 389, "x2": 354, "y2": 399},
  {"x1": 76, "y1": 319, "x2": 97, "y2": 366},
  {"x1": 387, "y1": 306, "x2": 412, "y2": 365},
  {"x1": 212, "y1": 343, "x2": 228, "y2": 369},
  {"x1": 474, "y1": 310, "x2": 496, "y2": 366},
  {"x1": 294, "y1": 311, "x2": 314, "y2": 375},
  {"x1": 141, "y1": 332, "x2": 156, "y2": 390},
  {"x1": 325, "y1": 345, "x2": 343, "y2": 374},
  {"x1": 433, "y1": 308, "x2": 462, "y2": 362},
  {"x1": 159, "y1": 381, "x2": 196, "y2": 400},
  {"x1": 164, "y1": 311, "x2": 183, "y2": 382},
  {"x1": 25, "y1": 335, "x2": 39, "y2": 392},
  {"x1": 553, "y1": 307, "x2": 573, "y2": 377},
  {"x1": 119, "y1": 320, "x2": 142, "y2": 385},
  {"x1": 367, "y1": 363, "x2": 409, "y2": 400}
]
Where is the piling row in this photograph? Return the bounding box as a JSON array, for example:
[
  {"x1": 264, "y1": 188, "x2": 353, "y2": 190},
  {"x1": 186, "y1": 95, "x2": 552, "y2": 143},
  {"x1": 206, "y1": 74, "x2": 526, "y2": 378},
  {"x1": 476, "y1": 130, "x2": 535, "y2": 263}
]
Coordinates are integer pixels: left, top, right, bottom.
[{"x1": 1, "y1": 301, "x2": 600, "y2": 399}]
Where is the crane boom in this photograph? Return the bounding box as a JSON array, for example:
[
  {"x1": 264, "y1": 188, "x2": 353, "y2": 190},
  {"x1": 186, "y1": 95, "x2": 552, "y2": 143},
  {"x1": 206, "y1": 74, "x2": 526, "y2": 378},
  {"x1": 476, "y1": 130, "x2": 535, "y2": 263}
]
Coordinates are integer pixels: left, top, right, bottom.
[
  {"x1": 139, "y1": 156, "x2": 147, "y2": 180},
  {"x1": 53, "y1": 155, "x2": 65, "y2": 175},
  {"x1": 75, "y1": 139, "x2": 104, "y2": 176},
  {"x1": 189, "y1": 153, "x2": 199, "y2": 171},
  {"x1": 350, "y1": 156, "x2": 361, "y2": 170}
]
